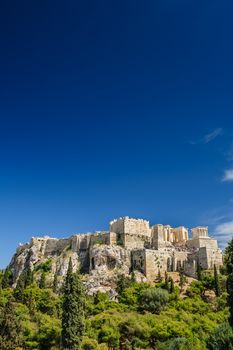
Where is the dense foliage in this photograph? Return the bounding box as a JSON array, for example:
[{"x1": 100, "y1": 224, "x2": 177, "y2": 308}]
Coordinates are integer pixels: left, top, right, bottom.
[
  {"x1": 62, "y1": 258, "x2": 85, "y2": 350},
  {"x1": 0, "y1": 244, "x2": 233, "y2": 349}
]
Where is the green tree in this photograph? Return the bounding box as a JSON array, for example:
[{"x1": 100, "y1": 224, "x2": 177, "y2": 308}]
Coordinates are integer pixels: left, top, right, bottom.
[
  {"x1": 25, "y1": 266, "x2": 34, "y2": 287},
  {"x1": 141, "y1": 287, "x2": 169, "y2": 314},
  {"x1": 157, "y1": 269, "x2": 162, "y2": 283},
  {"x1": 164, "y1": 272, "x2": 169, "y2": 291},
  {"x1": 62, "y1": 258, "x2": 85, "y2": 350},
  {"x1": 0, "y1": 297, "x2": 22, "y2": 350},
  {"x1": 196, "y1": 263, "x2": 203, "y2": 281},
  {"x1": 1, "y1": 267, "x2": 12, "y2": 289},
  {"x1": 179, "y1": 268, "x2": 186, "y2": 293},
  {"x1": 214, "y1": 265, "x2": 221, "y2": 297},
  {"x1": 131, "y1": 271, "x2": 136, "y2": 283},
  {"x1": 13, "y1": 271, "x2": 26, "y2": 302},
  {"x1": 225, "y1": 238, "x2": 233, "y2": 327},
  {"x1": 116, "y1": 274, "x2": 131, "y2": 295},
  {"x1": 39, "y1": 272, "x2": 46, "y2": 289},
  {"x1": 53, "y1": 273, "x2": 58, "y2": 294},
  {"x1": 169, "y1": 277, "x2": 175, "y2": 293},
  {"x1": 206, "y1": 322, "x2": 233, "y2": 350}
]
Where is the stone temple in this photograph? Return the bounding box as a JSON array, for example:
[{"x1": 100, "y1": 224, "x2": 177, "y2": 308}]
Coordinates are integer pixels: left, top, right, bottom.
[{"x1": 9, "y1": 216, "x2": 223, "y2": 289}]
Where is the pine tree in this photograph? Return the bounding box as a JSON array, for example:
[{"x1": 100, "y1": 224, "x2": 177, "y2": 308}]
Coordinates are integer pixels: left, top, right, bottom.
[
  {"x1": 62, "y1": 258, "x2": 85, "y2": 350},
  {"x1": 0, "y1": 297, "x2": 22, "y2": 350},
  {"x1": 53, "y1": 273, "x2": 58, "y2": 293},
  {"x1": 214, "y1": 264, "x2": 220, "y2": 297}
]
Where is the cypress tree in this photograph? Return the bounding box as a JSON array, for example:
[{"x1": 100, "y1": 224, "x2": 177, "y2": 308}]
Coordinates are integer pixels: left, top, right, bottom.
[
  {"x1": 131, "y1": 271, "x2": 136, "y2": 283},
  {"x1": 62, "y1": 258, "x2": 85, "y2": 350},
  {"x1": 179, "y1": 268, "x2": 186, "y2": 293},
  {"x1": 0, "y1": 297, "x2": 22, "y2": 350},
  {"x1": 116, "y1": 274, "x2": 130, "y2": 295},
  {"x1": 1, "y1": 268, "x2": 12, "y2": 289},
  {"x1": 214, "y1": 264, "x2": 220, "y2": 297},
  {"x1": 196, "y1": 262, "x2": 203, "y2": 281},
  {"x1": 157, "y1": 269, "x2": 162, "y2": 283},
  {"x1": 39, "y1": 272, "x2": 46, "y2": 289},
  {"x1": 27, "y1": 289, "x2": 36, "y2": 315},
  {"x1": 164, "y1": 272, "x2": 169, "y2": 290},
  {"x1": 25, "y1": 266, "x2": 33, "y2": 287},
  {"x1": 225, "y1": 238, "x2": 233, "y2": 326},
  {"x1": 14, "y1": 271, "x2": 26, "y2": 302},
  {"x1": 53, "y1": 273, "x2": 58, "y2": 293},
  {"x1": 169, "y1": 277, "x2": 175, "y2": 293}
]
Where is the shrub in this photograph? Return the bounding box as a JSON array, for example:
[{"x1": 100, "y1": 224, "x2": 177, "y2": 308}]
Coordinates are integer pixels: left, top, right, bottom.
[
  {"x1": 140, "y1": 288, "x2": 169, "y2": 314},
  {"x1": 206, "y1": 322, "x2": 233, "y2": 350}
]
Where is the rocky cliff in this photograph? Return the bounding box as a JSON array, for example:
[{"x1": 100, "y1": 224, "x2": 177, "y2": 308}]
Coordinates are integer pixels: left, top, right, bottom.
[{"x1": 8, "y1": 234, "x2": 142, "y2": 294}]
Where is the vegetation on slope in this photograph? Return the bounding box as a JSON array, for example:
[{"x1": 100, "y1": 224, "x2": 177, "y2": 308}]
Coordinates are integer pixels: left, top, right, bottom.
[{"x1": 0, "y1": 241, "x2": 233, "y2": 350}]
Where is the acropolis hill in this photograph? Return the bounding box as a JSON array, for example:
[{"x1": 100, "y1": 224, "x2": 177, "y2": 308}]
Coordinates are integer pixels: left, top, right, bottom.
[{"x1": 9, "y1": 217, "x2": 223, "y2": 293}]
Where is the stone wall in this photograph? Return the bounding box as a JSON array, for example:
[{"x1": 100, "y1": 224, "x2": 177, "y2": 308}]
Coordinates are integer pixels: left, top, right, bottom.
[
  {"x1": 151, "y1": 225, "x2": 165, "y2": 249},
  {"x1": 198, "y1": 247, "x2": 223, "y2": 270},
  {"x1": 124, "y1": 233, "x2": 151, "y2": 249},
  {"x1": 144, "y1": 250, "x2": 171, "y2": 281},
  {"x1": 110, "y1": 217, "x2": 151, "y2": 236},
  {"x1": 43, "y1": 238, "x2": 72, "y2": 256},
  {"x1": 8, "y1": 216, "x2": 223, "y2": 288},
  {"x1": 173, "y1": 251, "x2": 189, "y2": 270},
  {"x1": 132, "y1": 250, "x2": 145, "y2": 273},
  {"x1": 187, "y1": 237, "x2": 218, "y2": 250}
]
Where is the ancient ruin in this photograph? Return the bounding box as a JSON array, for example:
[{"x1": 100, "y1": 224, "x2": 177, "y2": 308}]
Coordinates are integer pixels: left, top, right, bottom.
[{"x1": 9, "y1": 217, "x2": 223, "y2": 292}]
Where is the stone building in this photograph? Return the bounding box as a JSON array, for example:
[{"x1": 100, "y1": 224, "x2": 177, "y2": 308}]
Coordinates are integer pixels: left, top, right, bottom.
[{"x1": 9, "y1": 216, "x2": 223, "y2": 287}]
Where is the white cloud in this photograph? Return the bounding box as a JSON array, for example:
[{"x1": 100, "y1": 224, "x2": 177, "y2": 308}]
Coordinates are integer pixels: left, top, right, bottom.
[
  {"x1": 190, "y1": 128, "x2": 223, "y2": 145},
  {"x1": 214, "y1": 221, "x2": 233, "y2": 247},
  {"x1": 222, "y1": 169, "x2": 233, "y2": 182},
  {"x1": 202, "y1": 128, "x2": 223, "y2": 144},
  {"x1": 215, "y1": 221, "x2": 233, "y2": 235}
]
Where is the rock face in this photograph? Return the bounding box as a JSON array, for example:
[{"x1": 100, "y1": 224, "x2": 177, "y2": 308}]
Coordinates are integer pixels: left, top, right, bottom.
[
  {"x1": 9, "y1": 235, "x2": 133, "y2": 295},
  {"x1": 8, "y1": 216, "x2": 223, "y2": 294}
]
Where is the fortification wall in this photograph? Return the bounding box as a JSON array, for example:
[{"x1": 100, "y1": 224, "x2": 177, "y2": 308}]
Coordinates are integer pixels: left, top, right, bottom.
[
  {"x1": 44, "y1": 238, "x2": 72, "y2": 256},
  {"x1": 109, "y1": 232, "x2": 117, "y2": 245},
  {"x1": 132, "y1": 250, "x2": 145, "y2": 273},
  {"x1": 90, "y1": 232, "x2": 110, "y2": 246},
  {"x1": 109, "y1": 218, "x2": 125, "y2": 234},
  {"x1": 124, "y1": 233, "x2": 151, "y2": 249},
  {"x1": 183, "y1": 253, "x2": 197, "y2": 277},
  {"x1": 71, "y1": 234, "x2": 92, "y2": 252},
  {"x1": 198, "y1": 247, "x2": 223, "y2": 270},
  {"x1": 144, "y1": 250, "x2": 172, "y2": 281},
  {"x1": 151, "y1": 225, "x2": 164, "y2": 249},
  {"x1": 187, "y1": 237, "x2": 218, "y2": 250},
  {"x1": 173, "y1": 251, "x2": 189, "y2": 270},
  {"x1": 110, "y1": 217, "x2": 151, "y2": 236}
]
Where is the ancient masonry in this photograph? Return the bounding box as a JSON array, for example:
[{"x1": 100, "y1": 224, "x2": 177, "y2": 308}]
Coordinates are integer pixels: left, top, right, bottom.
[{"x1": 10, "y1": 217, "x2": 223, "y2": 287}]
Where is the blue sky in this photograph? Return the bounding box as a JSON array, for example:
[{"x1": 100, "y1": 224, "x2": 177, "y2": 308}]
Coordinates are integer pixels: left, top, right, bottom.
[{"x1": 1, "y1": 0, "x2": 233, "y2": 267}]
